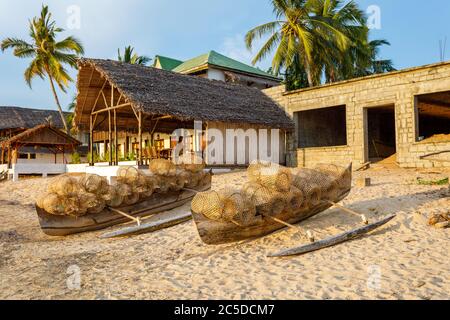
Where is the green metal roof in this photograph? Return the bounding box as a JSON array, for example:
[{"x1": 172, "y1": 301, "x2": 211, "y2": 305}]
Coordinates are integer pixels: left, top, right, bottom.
[
  {"x1": 153, "y1": 55, "x2": 183, "y2": 71},
  {"x1": 172, "y1": 50, "x2": 280, "y2": 80}
]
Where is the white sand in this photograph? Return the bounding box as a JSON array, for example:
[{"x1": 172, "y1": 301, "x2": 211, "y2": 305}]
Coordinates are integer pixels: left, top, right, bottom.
[{"x1": 0, "y1": 167, "x2": 449, "y2": 300}]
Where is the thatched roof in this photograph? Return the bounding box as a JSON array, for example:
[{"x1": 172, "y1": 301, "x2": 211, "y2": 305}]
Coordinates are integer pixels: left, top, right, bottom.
[
  {"x1": 1, "y1": 124, "x2": 80, "y2": 148},
  {"x1": 0, "y1": 106, "x2": 69, "y2": 131},
  {"x1": 75, "y1": 59, "x2": 294, "y2": 131}
]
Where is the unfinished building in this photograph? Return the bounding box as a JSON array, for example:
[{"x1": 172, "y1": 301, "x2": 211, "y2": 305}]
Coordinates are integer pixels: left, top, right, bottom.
[{"x1": 264, "y1": 61, "x2": 450, "y2": 168}]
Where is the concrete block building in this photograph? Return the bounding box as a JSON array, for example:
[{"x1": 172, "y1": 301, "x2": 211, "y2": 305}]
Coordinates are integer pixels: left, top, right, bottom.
[{"x1": 264, "y1": 61, "x2": 450, "y2": 168}]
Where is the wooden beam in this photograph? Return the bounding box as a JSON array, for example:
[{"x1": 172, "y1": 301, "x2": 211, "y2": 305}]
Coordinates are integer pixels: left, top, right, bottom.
[
  {"x1": 91, "y1": 103, "x2": 132, "y2": 115},
  {"x1": 89, "y1": 114, "x2": 94, "y2": 166},
  {"x1": 153, "y1": 115, "x2": 173, "y2": 121},
  {"x1": 91, "y1": 80, "x2": 107, "y2": 114},
  {"x1": 111, "y1": 85, "x2": 117, "y2": 165},
  {"x1": 138, "y1": 111, "x2": 143, "y2": 165},
  {"x1": 101, "y1": 91, "x2": 109, "y2": 111},
  {"x1": 114, "y1": 110, "x2": 118, "y2": 164},
  {"x1": 108, "y1": 109, "x2": 113, "y2": 166},
  {"x1": 79, "y1": 67, "x2": 95, "y2": 117}
]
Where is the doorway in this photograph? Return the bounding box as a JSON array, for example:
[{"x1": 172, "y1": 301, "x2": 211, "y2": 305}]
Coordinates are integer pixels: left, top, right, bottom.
[{"x1": 364, "y1": 105, "x2": 397, "y2": 163}]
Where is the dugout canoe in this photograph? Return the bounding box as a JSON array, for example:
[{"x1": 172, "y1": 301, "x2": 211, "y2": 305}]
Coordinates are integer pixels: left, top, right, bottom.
[
  {"x1": 36, "y1": 182, "x2": 211, "y2": 237},
  {"x1": 192, "y1": 164, "x2": 353, "y2": 245}
]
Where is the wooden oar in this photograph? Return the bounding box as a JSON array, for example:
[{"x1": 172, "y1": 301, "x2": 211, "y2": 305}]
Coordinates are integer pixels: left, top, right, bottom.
[
  {"x1": 328, "y1": 201, "x2": 369, "y2": 225},
  {"x1": 261, "y1": 213, "x2": 315, "y2": 242}
]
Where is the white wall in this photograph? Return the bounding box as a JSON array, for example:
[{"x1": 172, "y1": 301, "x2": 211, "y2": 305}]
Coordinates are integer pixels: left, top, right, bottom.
[
  {"x1": 206, "y1": 121, "x2": 286, "y2": 165},
  {"x1": 16, "y1": 153, "x2": 67, "y2": 164},
  {"x1": 207, "y1": 68, "x2": 226, "y2": 81}
]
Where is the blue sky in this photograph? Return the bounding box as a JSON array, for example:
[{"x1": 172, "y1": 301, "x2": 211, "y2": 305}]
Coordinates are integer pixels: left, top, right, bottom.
[{"x1": 1, "y1": 0, "x2": 450, "y2": 111}]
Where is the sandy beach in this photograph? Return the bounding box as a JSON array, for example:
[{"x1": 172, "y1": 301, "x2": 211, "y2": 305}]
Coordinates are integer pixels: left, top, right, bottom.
[{"x1": 0, "y1": 167, "x2": 449, "y2": 300}]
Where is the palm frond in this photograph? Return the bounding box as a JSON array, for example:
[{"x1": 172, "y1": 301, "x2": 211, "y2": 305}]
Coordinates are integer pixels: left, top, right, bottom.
[
  {"x1": 55, "y1": 36, "x2": 84, "y2": 55},
  {"x1": 245, "y1": 21, "x2": 282, "y2": 50}
]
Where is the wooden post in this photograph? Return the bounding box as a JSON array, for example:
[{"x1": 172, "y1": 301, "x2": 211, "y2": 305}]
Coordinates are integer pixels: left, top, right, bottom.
[
  {"x1": 7, "y1": 146, "x2": 11, "y2": 168},
  {"x1": 112, "y1": 85, "x2": 118, "y2": 165},
  {"x1": 125, "y1": 133, "x2": 128, "y2": 158},
  {"x1": 108, "y1": 109, "x2": 113, "y2": 166},
  {"x1": 114, "y1": 110, "x2": 118, "y2": 165},
  {"x1": 1, "y1": 147, "x2": 4, "y2": 164},
  {"x1": 138, "y1": 111, "x2": 143, "y2": 166},
  {"x1": 89, "y1": 114, "x2": 94, "y2": 166}
]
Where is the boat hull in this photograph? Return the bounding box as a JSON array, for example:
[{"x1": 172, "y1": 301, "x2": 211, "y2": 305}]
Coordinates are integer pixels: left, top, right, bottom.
[
  {"x1": 36, "y1": 183, "x2": 211, "y2": 236},
  {"x1": 192, "y1": 165, "x2": 352, "y2": 245}
]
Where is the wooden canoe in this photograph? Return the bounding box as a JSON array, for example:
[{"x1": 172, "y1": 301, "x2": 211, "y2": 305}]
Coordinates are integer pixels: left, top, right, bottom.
[
  {"x1": 36, "y1": 183, "x2": 211, "y2": 237},
  {"x1": 192, "y1": 164, "x2": 353, "y2": 245}
]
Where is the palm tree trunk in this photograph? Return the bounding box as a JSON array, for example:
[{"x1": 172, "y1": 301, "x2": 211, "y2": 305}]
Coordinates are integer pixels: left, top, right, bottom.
[
  {"x1": 48, "y1": 75, "x2": 69, "y2": 134},
  {"x1": 304, "y1": 58, "x2": 314, "y2": 87}
]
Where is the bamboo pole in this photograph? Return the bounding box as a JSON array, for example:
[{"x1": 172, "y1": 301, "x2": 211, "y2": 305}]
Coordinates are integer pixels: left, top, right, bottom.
[
  {"x1": 114, "y1": 110, "x2": 118, "y2": 165},
  {"x1": 108, "y1": 207, "x2": 141, "y2": 226},
  {"x1": 91, "y1": 103, "x2": 132, "y2": 115},
  {"x1": 89, "y1": 114, "x2": 94, "y2": 166},
  {"x1": 7, "y1": 146, "x2": 11, "y2": 168},
  {"x1": 108, "y1": 109, "x2": 113, "y2": 166},
  {"x1": 138, "y1": 111, "x2": 143, "y2": 166},
  {"x1": 328, "y1": 201, "x2": 369, "y2": 225},
  {"x1": 261, "y1": 213, "x2": 315, "y2": 242},
  {"x1": 112, "y1": 85, "x2": 118, "y2": 165}
]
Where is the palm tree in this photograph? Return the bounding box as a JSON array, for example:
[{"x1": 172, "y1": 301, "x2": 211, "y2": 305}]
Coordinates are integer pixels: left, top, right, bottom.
[
  {"x1": 247, "y1": 0, "x2": 394, "y2": 88},
  {"x1": 308, "y1": 0, "x2": 368, "y2": 83},
  {"x1": 246, "y1": 0, "x2": 358, "y2": 86},
  {"x1": 66, "y1": 94, "x2": 77, "y2": 134},
  {"x1": 117, "y1": 46, "x2": 151, "y2": 65},
  {"x1": 1, "y1": 5, "x2": 84, "y2": 133},
  {"x1": 360, "y1": 39, "x2": 395, "y2": 76}
]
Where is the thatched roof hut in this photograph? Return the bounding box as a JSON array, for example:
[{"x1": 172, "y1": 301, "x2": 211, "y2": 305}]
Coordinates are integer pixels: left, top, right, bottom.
[
  {"x1": 75, "y1": 58, "x2": 294, "y2": 131},
  {"x1": 75, "y1": 58, "x2": 294, "y2": 166},
  {"x1": 0, "y1": 106, "x2": 68, "y2": 131},
  {"x1": 0, "y1": 124, "x2": 81, "y2": 166}
]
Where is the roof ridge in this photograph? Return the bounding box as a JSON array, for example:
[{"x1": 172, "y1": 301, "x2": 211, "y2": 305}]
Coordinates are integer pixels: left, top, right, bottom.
[{"x1": 173, "y1": 50, "x2": 280, "y2": 80}]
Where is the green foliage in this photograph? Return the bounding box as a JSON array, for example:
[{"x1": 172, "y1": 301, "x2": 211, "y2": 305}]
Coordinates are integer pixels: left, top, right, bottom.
[
  {"x1": 417, "y1": 177, "x2": 449, "y2": 186},
  {"x1": 118, "y1": 46, "x2": 151, "y2": 65},
  {"x1": 126, "y1": 152, "x2": 136, "y2": 161},
  {"x1": 87, "y1": 152, "x2": 101, "y2": 164},
  {"x1": 246, "y1": 0, "x2": 394, "y2": 89},
  {"x1": 1, "y1": 5, "x2": 84, "y2": 133},
  {"x1": 70, "y1": 152, "x2": 81, "y2": 164},
  {"x1": 66, "y1": 94, "x2": 77, "y2": 135}
]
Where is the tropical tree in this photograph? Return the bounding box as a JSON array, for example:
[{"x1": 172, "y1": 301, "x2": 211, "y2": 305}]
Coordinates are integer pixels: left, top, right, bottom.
[
  {"x1": 353, "y1": 39, "x2": 395, "y2": 77},
  {"x1": 66, "y1": 94, "x2": 77, "y2": 134},
  {"x1": 1, "y1": 5, "x2": 84, "y2": 133},
  {"x1": 246, "y1": 0, "x2": 360, "y2": 86},
  {"x1": 246, "y1": 0, "x2": 393, "y2": 88},
  {"x1": 117, "y1": 46, "x2": 151, "y2": 65}
]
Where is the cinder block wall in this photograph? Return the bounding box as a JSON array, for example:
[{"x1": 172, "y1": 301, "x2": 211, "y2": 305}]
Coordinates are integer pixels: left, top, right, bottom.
[{"x1": 263, "y1": 62, "x2": 450, "y2": 168}]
